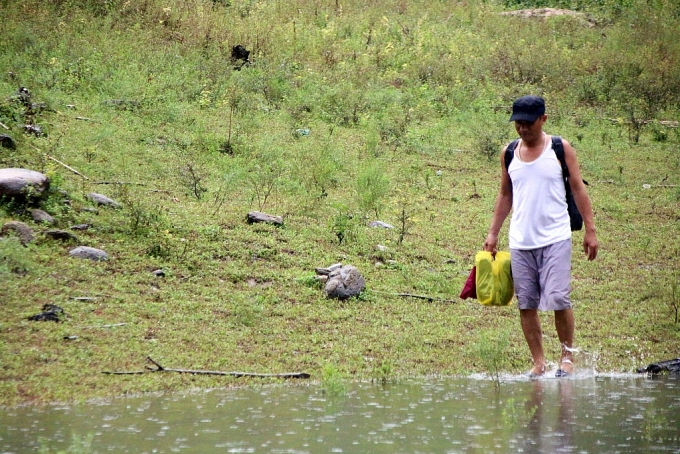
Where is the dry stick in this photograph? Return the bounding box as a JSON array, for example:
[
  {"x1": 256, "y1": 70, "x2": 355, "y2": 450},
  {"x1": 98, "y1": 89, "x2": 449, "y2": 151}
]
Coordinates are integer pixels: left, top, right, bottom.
[
  {"x1": 94, "y1": 181, "x2": 146, "y2": 186},
  {"x1": 371, "y1": 290, "x2": 458, "y2": 304},
  {"x1": 102, "y1": 356, "x2": 311, "y2": 379},
  {"x1": 0, "y1": 121, "x2": 9, "y2": 130},
  {"x1": 46, "y1": 155, "x2": 89, "y2": 180},
  {"x1": 81, "y1": 323, "x2": 128, "y2": 329}
]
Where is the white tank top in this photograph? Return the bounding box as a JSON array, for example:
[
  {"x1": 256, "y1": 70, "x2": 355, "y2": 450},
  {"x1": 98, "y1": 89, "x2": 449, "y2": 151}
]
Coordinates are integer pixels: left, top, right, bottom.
[{"x1": 508, "y1": 137, "x2": 571, "y2": 249}]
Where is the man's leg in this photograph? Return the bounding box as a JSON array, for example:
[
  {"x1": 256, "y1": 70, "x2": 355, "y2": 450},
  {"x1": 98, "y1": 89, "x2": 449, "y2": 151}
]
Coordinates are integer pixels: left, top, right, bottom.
[
  {"x1": 520, "y1": 308, "x2": 545, "y2": 375},
  {"x1": 555, "y1": 308, "x2": 575, "y2": 374}
]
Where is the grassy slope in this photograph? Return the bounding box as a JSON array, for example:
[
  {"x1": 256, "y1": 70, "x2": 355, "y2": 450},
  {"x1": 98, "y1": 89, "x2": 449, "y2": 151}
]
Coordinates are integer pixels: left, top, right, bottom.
[{"x1": 0, "y1": 0, "x2": 678, "y2": 406}]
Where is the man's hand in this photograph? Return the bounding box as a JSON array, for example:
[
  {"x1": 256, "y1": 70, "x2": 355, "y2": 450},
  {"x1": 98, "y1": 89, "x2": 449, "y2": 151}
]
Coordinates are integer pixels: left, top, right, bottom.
[
  {"x1": 484, "y1": 232, "x2": 498, "y2": 254},
  {"x1": 583, "y1": 230, "x2": 598, "y2": 261}
]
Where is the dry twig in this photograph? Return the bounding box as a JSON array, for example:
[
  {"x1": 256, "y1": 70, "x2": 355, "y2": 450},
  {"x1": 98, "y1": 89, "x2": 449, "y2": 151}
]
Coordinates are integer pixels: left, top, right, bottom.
[
  {"x1": 102, "y1": 356, "x2": 311, "y2": 379},
  {"x1": 46, "y1": 155, "x2": 89, "y2": 180}
]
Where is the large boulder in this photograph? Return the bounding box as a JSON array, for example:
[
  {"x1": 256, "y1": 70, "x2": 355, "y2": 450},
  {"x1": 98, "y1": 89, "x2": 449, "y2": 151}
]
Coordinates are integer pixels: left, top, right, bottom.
[
  {"x1": 0, "y1": 168, "x2": 49, "y2": 200},
  {"x1": 324, "y1": 265, "x2": 366, "y2": 300}
]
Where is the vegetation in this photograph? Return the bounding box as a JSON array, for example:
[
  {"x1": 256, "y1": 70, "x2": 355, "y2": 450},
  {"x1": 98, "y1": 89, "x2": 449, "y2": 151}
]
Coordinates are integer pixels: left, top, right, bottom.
[{"x1": 0, "y1": 0, "x2": 678, "y2": 407}]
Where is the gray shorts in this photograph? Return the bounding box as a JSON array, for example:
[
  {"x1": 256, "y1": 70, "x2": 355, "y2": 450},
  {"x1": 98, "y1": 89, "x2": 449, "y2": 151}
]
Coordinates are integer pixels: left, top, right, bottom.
[{"x1": 511, "y1": 239, "x2": 572, "y2": 311}]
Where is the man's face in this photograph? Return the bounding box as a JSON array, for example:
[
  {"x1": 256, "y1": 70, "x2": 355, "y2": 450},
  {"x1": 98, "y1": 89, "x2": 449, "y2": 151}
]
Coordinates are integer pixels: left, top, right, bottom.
[{"x1": 514, "y1": 115, "x2": 546, "y2": 143}]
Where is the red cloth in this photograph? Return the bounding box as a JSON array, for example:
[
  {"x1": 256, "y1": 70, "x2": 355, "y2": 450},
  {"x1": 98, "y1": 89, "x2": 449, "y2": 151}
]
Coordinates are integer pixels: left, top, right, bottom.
[{"x1": 459, "y1": 266, "x2": 477, "y2": 299}]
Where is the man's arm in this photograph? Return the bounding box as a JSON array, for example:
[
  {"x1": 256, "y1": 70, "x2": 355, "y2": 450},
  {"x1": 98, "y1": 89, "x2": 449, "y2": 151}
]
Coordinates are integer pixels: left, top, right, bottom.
[
  {"x1": 562, "y1": 139, "x2": 599, "y2": 261},
  {"x1": 484, "y1": 147, "x2": 513, "y2": 253}
]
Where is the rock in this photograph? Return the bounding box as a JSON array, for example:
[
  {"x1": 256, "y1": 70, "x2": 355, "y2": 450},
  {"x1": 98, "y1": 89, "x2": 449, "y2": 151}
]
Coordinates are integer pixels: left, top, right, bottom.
[
  {"x1": 45, "y1": 230, "x2": 78, "y2": 242},
  {"x1": 152, "y1": 269, "x2": 165, "y2": 277},
  {"x1": 23, "y1": 124, "x2": 44, "y2": 137},
  {"x1": 368, "y1": 220, "x2": 394, "y2": 229},
  {"x1": 246, "y1": 211, "x2": 283, "y2": 226},
  {"x1": 28, "y1": 304, "x2": 65, "y2": 322},
  {"x1": 87, "y1": 193, "x2": 121, "y2": 208},
  {"x1": 0, "y1": 221, "x2": 34, "y2": 246},
  {"x1": 324, "y1": 265, "x2": 365, "y2": 300},
  {"x1": 0, "y1": 168, "x2": 49, "y2": 199},
  {"x1": 0, "y1": 134, "x2": 16, "y2": 150},
  {"x1": 69, "y1": 224, "x2": 90, "y2": 230},
  {"x1": 29, "y1": 209, "x2": 54, "y2": 224},
  {"x1": 69, "y1": 246, "x2": 109, "y2": 261},
  {"x1": 637, "y1": 358, "x2": 680, "y2": 375},
  {"x1": 315, "y1": 263, "x2": 343, "y2": 276}
]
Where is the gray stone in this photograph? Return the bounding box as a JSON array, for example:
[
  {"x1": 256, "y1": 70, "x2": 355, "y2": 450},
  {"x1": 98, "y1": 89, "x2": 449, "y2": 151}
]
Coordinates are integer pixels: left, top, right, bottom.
[
  {"x1": 246, "y1": 211, "x2": 283, "y2": 226},
  {"x1": 87, "y1": 193, "x2": 121, "y2": 208},
  {"x1": 368, "y1": 220, "x2": 394, "y2": 229},
  {"x1": 29, "y1": 209, "x2": 54, "y2": 224},
  {"x1": 0, "y1": 221, "x2": 34, "y2": 246},
  {"x1": 0, "y1": 168, "x2": 49, "y2": 199},
  {"x1": 45, "y1": 230, "x2": 78, "y2": 242},
  {"x1": 70, "y1": 224, "x2": 90, "y2": 230},
  {"x1": 0, "y1": 135, "x2": 16, "y2": 150},
  {"x1": 315, "y1": 263, "x2": 343, "y2": 276},
  {"x1": 69, "y1": 246, "x2": 108, "y2": 261},
  {"x1": 324, "y1": 265, "x2": 365, "y2": 300}
]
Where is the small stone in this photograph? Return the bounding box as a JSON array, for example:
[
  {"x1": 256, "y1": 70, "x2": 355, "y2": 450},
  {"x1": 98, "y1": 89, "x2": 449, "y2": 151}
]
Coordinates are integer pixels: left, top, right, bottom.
[
  {"x1": 0, "y1": 135, "x2": 16, "y2": 150},
  {"x1": 70, "y1": 224, "x2": 90, "y2": 230},
  {"x1": 152, "y1": 269, "x2": 165, "y2": 277},
  {"x1": 45, "y1": 230, "x2": 78, "y2": 242},
  {"x1": 324, "y1": 265, "x2": 365, "y2": 300},
  {"x1": 368, "y1": 221, "x2": 394, "y2": 229},
  {"x1": 246, "y1": 211, "x2": 283, "y2": 226},
  {"x1": 29, "y1": 209, "x2": 54, "y2": 224},
  {"x1": 87, "y1": 193, "x2": 121, "y2": 208},
  {"x1": 0, "y1": 221, "x2": 34, "y2": 246},
  {"x1": 69, "y1": 246, "x2": 108, "y2": 261}
]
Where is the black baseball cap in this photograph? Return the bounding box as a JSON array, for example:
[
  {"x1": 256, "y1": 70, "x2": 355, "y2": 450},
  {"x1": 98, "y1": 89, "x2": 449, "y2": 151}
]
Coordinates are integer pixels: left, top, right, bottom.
[{"x1": 509, "y1": 95, "x2": 545, "y2": 122}]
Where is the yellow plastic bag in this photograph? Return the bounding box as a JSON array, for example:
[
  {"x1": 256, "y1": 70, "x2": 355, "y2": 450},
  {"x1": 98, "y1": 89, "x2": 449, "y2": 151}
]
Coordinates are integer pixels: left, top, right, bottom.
[{"x1": 475, "y1": 251, "x2": 514, "y2": 306}]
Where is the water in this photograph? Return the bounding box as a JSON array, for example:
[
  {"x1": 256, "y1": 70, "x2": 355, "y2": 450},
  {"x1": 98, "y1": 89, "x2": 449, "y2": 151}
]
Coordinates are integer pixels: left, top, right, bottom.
[{"x1": 1, "y1": 375, "x2": 678, "y2": 453}]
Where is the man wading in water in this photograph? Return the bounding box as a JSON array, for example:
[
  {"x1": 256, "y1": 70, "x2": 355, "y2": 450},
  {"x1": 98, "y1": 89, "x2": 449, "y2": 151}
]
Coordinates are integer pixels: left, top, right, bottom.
[{"x1": 484, "y1": 95, "x2": 599, "y2": 378}]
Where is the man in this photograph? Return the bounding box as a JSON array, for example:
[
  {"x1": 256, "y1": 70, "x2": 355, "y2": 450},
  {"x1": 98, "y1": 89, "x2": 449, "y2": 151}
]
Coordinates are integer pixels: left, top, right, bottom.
[{"x1": 484, "y1": 95, "x2": 599, "y2": 378}]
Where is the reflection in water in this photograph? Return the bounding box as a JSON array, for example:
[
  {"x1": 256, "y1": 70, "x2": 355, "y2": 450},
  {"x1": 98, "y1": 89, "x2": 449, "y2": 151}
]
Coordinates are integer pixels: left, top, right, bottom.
[
  {"x1": 519, "y1": 379, "x2": 575, "y2": 453},
  {"x1": 0, "y1": 375, "x2": 678, "y2": 453}
]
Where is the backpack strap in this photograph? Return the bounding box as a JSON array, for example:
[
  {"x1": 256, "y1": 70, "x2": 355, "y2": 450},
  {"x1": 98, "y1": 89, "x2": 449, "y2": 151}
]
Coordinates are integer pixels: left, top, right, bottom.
[
  {"x1": 504, "y1": 139, "x2": 520, "y2": 172},
  {"x1": 551, "y1": 136, "x2": 570, "y2": 178}
]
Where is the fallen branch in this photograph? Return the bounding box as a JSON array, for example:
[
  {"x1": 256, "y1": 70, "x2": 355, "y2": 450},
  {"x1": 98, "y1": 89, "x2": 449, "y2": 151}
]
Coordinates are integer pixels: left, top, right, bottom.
[
  {"x1": 102, "y1": 356, "x2": 311, "y2": 379},
  {"x1": 81, "y1": 323, "x2": 127, "y2": 329},
  {"x1": 372, "y1": 290, "x2": 458, "y2": 303},
  {"x1": 75, "y1": 116, "x2": 99, "y2": 122},
  {"x1": 94, "y1": 181, "x2": 146, "y2": 186},
  {"x1": 643, "y1": 184, "x2": 679, "y2": 189},
  {"x1": 0, "y1": 121, "x2": 9, "y2": 130},
  {"x1": 46, "y1": 155, "x2": 89, "y2": 180}
]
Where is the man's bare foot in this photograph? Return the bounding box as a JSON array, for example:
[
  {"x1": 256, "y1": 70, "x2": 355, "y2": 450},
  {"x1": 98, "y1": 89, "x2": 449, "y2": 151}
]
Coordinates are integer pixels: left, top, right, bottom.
[
  {"x1": 528, "y1": 364, "x2": 545, "y2": 378},
  {"x1": 556, "y1": 359, "x2": 573, "y2": 377}
]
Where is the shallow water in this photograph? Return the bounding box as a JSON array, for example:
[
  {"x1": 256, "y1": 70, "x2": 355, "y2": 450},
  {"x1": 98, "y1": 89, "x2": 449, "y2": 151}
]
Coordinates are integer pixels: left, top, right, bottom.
[{"x1": 1, "y1": 374, "x2": 678, "y2": 453}]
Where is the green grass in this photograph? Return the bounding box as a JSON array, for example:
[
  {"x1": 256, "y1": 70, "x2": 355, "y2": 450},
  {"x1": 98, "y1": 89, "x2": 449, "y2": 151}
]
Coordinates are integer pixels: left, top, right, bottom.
[{"x1": 0, "y1": 0, "x2": 678, "y2": 406}]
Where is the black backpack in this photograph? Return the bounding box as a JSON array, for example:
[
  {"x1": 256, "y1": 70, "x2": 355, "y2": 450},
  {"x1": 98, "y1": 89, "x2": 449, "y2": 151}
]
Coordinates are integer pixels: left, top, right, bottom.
[{"x1": 504, "y1": 136, "x2": 584, "y2": 231}]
